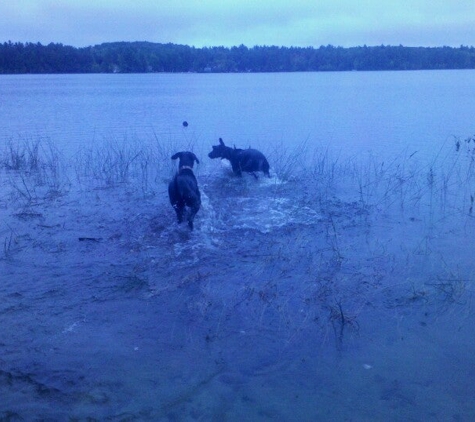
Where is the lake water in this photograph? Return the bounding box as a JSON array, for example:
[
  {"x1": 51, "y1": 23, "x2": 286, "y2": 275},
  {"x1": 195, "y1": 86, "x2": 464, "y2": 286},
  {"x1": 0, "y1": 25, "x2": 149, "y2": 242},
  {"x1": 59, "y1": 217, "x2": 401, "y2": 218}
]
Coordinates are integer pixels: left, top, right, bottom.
[
  {"x1": 1, "y1": 71, "x2": 475, "y2": 421},
  {"x1": 1, "y1": 70, "x2": 475, "y2": 160}
]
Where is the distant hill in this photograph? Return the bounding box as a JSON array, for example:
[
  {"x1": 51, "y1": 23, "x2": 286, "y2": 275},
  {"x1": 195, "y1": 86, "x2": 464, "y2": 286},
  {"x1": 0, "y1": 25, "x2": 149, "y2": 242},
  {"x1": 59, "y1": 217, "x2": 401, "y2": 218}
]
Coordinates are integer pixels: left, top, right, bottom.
[{"x1": 1, "y1": 41, "x2": 475, "y2": 74}]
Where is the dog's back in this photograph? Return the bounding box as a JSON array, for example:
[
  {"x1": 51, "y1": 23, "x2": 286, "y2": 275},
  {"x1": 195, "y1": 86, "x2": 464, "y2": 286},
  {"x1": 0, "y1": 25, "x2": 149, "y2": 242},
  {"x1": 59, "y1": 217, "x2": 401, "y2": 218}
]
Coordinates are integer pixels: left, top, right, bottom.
[
  {"x1": 236, "y1": 148, "x2": 270, "y2": 176},
  {"x1": 170, "y1": 168, "x2": 201, "y2": 206},
  {"x1": 168, "y1": 152, "x2": 201, "y2": 230}
]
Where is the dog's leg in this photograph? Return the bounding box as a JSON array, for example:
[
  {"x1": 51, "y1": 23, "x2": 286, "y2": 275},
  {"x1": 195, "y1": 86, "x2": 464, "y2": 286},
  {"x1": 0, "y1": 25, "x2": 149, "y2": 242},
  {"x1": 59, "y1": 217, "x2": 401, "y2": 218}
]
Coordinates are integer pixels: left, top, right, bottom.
[
  {"x1": 231, "y1": 161, "x2": 242, "y2": 176},
  {"x1": 174, "y1": 204, "x2": 184, "y2": 224},
  {"x1": 187, "y1": 204, "x2": 200, "y2": 230}
]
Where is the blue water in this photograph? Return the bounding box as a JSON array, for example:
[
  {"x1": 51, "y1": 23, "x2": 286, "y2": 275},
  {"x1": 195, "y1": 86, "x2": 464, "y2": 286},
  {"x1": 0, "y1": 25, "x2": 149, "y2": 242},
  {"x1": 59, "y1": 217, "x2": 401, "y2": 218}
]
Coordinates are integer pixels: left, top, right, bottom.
[
  {"x1": 0, "y1": 71, "x2": 475, "y2": 421},
  {"x1": 1, "y1": 70, "x2": 475, "y2": 159}
]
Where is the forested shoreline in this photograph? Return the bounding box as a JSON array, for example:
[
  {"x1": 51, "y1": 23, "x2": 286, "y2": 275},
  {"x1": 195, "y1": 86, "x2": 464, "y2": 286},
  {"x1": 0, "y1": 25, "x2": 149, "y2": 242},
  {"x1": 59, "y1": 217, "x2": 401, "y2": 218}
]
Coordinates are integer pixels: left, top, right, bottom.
[{"x1": 1, "y1": 40, "x2": 475, "y2": 74}]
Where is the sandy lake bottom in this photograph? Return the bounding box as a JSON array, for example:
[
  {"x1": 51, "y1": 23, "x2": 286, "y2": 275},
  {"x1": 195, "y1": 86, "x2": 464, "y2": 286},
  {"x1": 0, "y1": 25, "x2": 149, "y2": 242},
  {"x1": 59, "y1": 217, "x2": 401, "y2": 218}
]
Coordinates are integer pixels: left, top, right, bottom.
[{"x1": 1, "y1": 140, "x2": 475, "y2": 421}]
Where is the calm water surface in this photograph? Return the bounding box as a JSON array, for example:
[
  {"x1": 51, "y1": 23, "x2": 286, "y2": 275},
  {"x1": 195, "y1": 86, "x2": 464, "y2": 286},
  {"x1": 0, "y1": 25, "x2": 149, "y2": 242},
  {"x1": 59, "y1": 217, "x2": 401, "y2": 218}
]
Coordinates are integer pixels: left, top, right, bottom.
[{"x1": 1, "y1": 70, "x2": 475, "y2": 159}]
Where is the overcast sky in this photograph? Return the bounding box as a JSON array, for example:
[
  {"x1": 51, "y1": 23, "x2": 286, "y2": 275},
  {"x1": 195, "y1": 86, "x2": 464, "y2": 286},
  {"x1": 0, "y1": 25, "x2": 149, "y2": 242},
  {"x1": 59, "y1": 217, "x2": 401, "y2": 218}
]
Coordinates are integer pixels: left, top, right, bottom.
[{"x1": 2, "y1": 1, "x2": 475, "y2": 48}]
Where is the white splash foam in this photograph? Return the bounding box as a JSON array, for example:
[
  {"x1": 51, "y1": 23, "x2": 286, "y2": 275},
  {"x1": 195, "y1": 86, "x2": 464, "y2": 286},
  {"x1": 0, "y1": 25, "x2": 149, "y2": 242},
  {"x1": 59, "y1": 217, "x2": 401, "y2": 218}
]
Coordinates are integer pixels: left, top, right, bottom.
[{"x1": 229, "y1": 196, "x2": 321, "y2": 233}]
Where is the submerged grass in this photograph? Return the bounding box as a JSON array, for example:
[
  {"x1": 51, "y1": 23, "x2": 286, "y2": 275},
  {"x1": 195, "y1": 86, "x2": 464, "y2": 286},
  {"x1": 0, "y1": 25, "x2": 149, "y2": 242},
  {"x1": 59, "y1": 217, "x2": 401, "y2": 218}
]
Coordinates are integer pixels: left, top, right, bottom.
[
  {"x1": 344, "y1": 138, "x2": 475, "y2": 220},
  {"x1": 72, "y1": 133, "x2": 200, "y2": 194},
  {"x1": 1, "y1": 134, "x2": 474, "y2": 420},
  {"x1": 1, "y1": 226, "x2": 16, "y2": 260},
  {"x1": 2, "y1": 135, "x2": 473, "y2": 221},
  {"x1": 1, "y1": 137, "x2": 69, "y2": 205},
  {"x1": 0, "y1": 134, "x2": 474, "y2": 347}
]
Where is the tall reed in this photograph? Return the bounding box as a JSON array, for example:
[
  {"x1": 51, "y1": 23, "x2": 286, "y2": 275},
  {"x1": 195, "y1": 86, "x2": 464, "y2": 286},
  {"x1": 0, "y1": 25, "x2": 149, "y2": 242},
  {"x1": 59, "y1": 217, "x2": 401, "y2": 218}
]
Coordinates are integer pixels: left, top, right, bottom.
[{"x1": 1, "y1": 137, "x2": 68, "y2": 204}]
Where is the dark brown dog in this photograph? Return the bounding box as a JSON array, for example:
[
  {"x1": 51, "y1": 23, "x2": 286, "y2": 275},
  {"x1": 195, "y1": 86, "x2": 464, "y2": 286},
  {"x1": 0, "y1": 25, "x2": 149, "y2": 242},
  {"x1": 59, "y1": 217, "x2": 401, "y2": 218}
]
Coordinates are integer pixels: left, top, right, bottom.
[
  {"x1": 208, "y1": 138, "x2": 270, "y2": 178},
  {"x1": 168, "y1": 151, "x2": 201, "y2": 230}
]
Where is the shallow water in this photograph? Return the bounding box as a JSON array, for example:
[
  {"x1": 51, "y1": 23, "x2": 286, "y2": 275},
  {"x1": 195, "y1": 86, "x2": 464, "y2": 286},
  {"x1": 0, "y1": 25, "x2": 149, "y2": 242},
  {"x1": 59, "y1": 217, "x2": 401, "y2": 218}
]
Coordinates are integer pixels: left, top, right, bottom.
[{"x1": 1, "y1": 139, "x2": 474, "y2": 420}]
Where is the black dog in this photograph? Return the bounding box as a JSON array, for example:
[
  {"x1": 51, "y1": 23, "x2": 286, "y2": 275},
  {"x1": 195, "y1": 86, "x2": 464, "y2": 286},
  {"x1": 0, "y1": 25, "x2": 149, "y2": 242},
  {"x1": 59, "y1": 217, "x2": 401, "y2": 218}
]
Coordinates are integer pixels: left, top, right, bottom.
[
  {"x1": 208, "y1": 138, "x2": 270, "y2": 177},
  {"x1": 168, "y1": 151, "x2": 201, "y2": 230}
]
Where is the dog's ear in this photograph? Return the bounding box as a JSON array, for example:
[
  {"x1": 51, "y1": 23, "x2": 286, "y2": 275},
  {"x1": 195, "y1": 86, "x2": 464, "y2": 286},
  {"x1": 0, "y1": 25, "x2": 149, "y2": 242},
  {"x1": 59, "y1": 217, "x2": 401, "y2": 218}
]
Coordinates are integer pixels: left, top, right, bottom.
[
  {"x1": 219, "y1": 138, "x2": 225, "y2": 146},
  {"x1": 171, "y1": 152, "x2": 182, "y2": 160},
  {"x1": 193, "y1": 153, "x2": 200, "y2": 164}
]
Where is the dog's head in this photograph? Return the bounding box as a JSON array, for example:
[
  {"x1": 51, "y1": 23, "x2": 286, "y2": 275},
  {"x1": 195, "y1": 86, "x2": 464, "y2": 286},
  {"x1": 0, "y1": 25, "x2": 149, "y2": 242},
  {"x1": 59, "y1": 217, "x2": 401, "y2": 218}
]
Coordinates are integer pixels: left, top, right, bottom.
[
  {"x1": 208, "y1": 138, "x2": 232, "y2": 160},
  {"x1": 171, "y1": 151, "x2": 199, "y2": 170}
]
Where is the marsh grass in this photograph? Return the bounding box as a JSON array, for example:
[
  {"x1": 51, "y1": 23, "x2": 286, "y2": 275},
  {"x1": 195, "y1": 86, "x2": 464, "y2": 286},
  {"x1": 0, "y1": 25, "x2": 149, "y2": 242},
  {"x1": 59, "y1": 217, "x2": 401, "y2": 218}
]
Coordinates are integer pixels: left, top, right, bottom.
[
  {"x1": 336, "y1": 140, "x2": 475, "y2": 222},
  {"x1": 1, "y1": 226, "x2": 17, "y2": 260},
  {"x1": 74, "y1": 139, "x2": 143, "y2": 187},
  {"x1": 268, "y1": 139, "x2": 310, "y2": 182},
  {"x1": 389, "y1": 267, "x2": 470, "y2": 318},
  {"x1": 2, "y1": 139, "x2": 40, "y2": 172},
  {"x1": 73, "y1": 134, "x2": 198, "y2": 194},
  {"x1": 222, "y1": 139, "x2": 474, "y2": 345},
  {"x1": 1, "y1": 135, "x2": 474, "y2": 350},
  {"x1": 1, "y1": 138, "x2": 69, "y2": 205}
]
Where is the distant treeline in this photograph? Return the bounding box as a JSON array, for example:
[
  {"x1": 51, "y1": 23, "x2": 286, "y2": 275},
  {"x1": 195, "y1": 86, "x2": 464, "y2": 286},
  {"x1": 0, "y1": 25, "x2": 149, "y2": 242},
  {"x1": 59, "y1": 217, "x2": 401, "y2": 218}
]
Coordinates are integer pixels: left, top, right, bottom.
[{"x1": 1, "y1": 41, "x2": 475, "y2": 74}]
